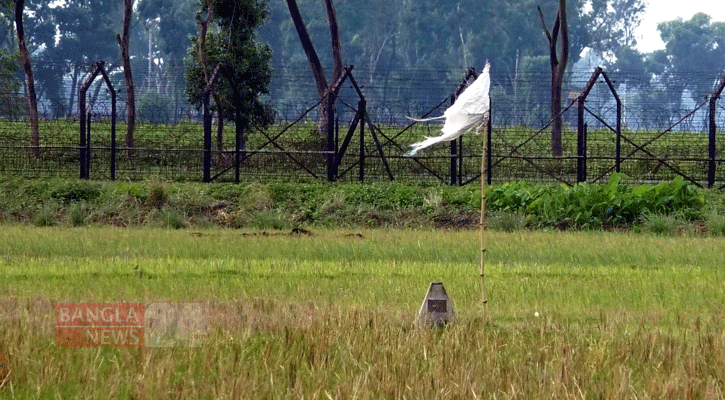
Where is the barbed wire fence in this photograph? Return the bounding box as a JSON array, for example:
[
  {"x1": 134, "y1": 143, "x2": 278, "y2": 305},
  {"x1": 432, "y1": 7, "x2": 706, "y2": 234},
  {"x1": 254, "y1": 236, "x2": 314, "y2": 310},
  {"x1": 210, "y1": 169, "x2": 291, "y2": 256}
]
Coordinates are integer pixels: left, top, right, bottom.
[{"x1": 3, "y1": 61, "x2": 725, "y2": 187}]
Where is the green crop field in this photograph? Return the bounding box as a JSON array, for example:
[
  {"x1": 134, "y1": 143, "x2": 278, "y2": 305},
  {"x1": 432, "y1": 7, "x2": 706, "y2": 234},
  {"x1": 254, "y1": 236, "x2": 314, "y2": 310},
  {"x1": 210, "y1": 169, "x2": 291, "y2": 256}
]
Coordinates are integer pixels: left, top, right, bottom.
[{"x1": 2, "y1": 225, "x2": 725, "y2": 398}]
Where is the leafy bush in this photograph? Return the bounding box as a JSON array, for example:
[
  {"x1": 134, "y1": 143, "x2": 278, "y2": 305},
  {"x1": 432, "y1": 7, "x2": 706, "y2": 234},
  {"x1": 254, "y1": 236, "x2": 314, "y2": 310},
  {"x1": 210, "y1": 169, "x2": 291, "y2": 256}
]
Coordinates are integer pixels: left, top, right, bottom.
[
  {"x1": 0, "y1": 176, "x2": 713, "y2": 231},
  {"x1": 487, "y1": 174, "x2": 704, "y2": 229}
]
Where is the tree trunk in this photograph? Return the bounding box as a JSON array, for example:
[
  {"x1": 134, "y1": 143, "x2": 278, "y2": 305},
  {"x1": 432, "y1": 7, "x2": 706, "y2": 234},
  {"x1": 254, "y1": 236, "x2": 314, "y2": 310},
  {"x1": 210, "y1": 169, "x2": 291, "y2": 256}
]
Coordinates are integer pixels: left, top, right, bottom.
[
  {"x1": 118, "y1": 0, "x2": 136, "y2": 157},
  {"x1": 67, "y1": 65, "x2": 79, "y2": 118},
  {"x1": 196, "y1": 4, "x2": 225, "y2": 156},
  {"x1": 539, "y1": 0, "x2": 569, "y2": 158},
  {"x1": 324, "y1": 0, "x2": 343, "y2": 85},
  {"x1": 14, "y1": 0, "x2": 40, "y2": 157},
  {"x1": 286, "y1": 0, "x2": 345, "y2": 137},
  {"x1": 285, "y1": 0, "x2": 328, "y2": 98}
]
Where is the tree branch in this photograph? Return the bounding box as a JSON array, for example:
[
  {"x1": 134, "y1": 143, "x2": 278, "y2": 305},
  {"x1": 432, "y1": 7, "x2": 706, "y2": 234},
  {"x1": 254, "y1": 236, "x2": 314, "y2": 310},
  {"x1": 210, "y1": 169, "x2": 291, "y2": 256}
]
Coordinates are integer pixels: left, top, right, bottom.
[
  {"x1": 537, "y1": 6, "x2": 552, "y2": 43},
  {"x1": 285, "y1": 0, "x2": 328, "y2": 98},
  {"x1": 324, "y1": 0, "x2": 343, "y2": 86}
]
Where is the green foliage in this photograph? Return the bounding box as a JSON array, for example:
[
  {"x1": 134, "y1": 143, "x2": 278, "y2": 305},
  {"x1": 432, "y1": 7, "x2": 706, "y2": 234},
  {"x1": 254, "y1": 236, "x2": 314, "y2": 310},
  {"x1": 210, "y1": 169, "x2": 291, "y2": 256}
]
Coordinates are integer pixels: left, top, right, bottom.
[
  {"x1": 136, "y1": 0, "x2": 198, "y2": 64},
  {"x1": 185, "y1": 0, "x2": 274, "y2": 130},
  {"x1": 50, "y1": 180, "x2": 102, "y2": 204},
  {"x1": 28, "y1": 0, "x2": 123, "y2": 117},
  {"x1": 0, "y1": 176, "x2": 715, "y2": 232},
  {"x1": 0, "y1": 48, "x2": 25, "y2": 118},
  {"x1": 488, "y1": 174, "x2": 704, "y2": 229}
]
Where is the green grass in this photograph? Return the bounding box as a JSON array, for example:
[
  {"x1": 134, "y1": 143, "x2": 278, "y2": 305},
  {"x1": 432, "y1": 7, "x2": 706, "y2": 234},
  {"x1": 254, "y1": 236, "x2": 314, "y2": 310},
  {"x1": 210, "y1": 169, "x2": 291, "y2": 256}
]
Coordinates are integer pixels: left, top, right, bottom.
[{"x1": 2, "y1": 226, "x2": 725, "y2": 398}]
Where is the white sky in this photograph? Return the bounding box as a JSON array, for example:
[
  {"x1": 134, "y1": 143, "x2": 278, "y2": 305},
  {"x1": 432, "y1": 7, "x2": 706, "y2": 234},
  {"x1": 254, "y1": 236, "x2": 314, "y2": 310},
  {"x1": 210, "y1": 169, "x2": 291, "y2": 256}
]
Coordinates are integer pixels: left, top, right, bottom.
[{"x1": 635, "y1": 0, "x2": 725, "y2": 52}]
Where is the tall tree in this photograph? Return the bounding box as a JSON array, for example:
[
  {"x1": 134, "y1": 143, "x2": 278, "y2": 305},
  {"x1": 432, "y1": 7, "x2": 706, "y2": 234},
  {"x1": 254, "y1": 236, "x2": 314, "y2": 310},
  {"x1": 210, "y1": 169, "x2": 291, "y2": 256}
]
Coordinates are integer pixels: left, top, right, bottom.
[
  {"x1": 539, "y1": 0, "x2": 569, "y2": 157},
  {"x1": 117, "y1": 0, "x2": 135, "y2": 155},
  {"x1": 585, "y1": 0, "x2": 646, "y2": 57},
  {"x1": 185, "y1": 0, "x2": 274, "y2": 153},
  {"x1": 658, "y1": 13, "x2": 725, "y2": 105},
  {"x1": 30, "y1": 0, "x2": 121, "y2": 118},
  {"x1": 12, "y1": 0, "x2": 39, "y2": 156},
  {"x1": 193, "y1": 1, "x2": 226, "y2": 152},
  {"x1": 0, "y1": 48, "x2": 24, "y2": 117},
  {"x1": 285, "y1": 0, "x2": 343, "y2": 136},
  {"x1": 137, "y1": 0, "x2": 198, "y2": 108}
]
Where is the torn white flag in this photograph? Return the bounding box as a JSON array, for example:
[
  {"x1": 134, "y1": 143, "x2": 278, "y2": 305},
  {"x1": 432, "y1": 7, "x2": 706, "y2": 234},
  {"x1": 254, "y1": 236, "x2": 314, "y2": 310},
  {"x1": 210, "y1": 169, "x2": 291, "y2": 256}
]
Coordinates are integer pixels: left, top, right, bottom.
[{"x1": 406, "y1": 62, "x2": 491, "y2": 157}]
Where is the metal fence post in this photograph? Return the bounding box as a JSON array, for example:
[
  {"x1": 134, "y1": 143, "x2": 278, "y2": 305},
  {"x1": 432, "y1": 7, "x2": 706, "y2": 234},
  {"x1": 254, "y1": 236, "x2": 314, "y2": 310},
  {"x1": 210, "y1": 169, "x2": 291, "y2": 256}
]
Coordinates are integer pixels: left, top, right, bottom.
[
  {"x1": 708, "y1": 74, "x2": 725, "y2": 188},
  {"x1": 359, "y1": 100, "x2": 366, "y2": 182},
  {"x1": 79, "y1": 89, "x2": 87, "y2": 180},
  {"x1": 110, "y1": 86, "x2": 116, "y2": 180},
  {"x1": 203, "y1": 91, "x2": 212, "y2": 183},
  {"x1": 449, "y1": 95, "x2": 457, "y2": 185},
  {"x1": 326, "y1": 94, "x2": 336, "y2": 182},
  {"x1": 577, "y1": 97, "x2": 586, "y2": 183},
  {"x1": 86, "y1": 111, "x2": 91, "y2": 179}
]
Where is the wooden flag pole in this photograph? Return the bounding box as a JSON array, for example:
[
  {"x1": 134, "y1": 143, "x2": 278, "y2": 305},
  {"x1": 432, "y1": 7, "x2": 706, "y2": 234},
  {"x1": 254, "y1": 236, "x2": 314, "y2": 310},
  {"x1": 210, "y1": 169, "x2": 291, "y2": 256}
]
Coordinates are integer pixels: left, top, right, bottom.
[{"x1": 480, "y1": 115, "x2": 489, "y2": 322}]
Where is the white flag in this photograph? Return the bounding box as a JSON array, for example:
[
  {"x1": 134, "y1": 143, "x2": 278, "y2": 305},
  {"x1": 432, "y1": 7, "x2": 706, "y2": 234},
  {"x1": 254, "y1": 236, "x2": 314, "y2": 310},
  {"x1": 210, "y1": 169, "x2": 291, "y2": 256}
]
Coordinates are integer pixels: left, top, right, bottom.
[{"x1": 406, "y1": 62, "x2": 491, "y2": 157}]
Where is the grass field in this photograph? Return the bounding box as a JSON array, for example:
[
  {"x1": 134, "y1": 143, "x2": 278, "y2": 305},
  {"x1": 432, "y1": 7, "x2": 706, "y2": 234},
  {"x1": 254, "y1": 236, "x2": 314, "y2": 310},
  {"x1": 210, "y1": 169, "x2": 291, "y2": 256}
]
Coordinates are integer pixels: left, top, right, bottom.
[{"x1": 2, "y1": 226, "x2": 725, "y2": 398}]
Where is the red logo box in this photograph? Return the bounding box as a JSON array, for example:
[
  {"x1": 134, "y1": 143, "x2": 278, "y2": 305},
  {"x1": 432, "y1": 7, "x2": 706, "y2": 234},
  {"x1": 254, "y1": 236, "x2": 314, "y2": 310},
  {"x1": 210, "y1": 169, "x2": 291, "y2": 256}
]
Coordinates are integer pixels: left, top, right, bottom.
[{"x1": 55, "y1": 303, "x2": 145, "y2": 347}]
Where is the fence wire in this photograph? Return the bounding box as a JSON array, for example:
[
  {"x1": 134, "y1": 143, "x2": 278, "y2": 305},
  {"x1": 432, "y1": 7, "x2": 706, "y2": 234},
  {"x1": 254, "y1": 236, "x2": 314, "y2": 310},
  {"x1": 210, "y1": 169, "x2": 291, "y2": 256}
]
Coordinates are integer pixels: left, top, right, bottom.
[{"x1": 3, "y1": 64, "x2": 725, "y2": 186}]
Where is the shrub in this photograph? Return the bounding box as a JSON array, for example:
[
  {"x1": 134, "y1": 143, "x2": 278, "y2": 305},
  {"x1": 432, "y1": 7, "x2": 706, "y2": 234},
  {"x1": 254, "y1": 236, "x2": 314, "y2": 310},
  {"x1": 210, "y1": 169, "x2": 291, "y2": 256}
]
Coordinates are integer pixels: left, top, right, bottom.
[{"x1": 488, "y1": 174, "x2": 704, "y2": 230}]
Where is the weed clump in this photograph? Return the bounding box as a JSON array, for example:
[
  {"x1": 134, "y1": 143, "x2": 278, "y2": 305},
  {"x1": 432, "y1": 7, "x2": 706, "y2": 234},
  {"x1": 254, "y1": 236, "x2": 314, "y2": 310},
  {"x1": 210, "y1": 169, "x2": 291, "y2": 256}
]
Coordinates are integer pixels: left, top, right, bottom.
[
  {"x1": 158, "y1": 206, "x2": 187, "y2": 229},
  {"x1": 68, "y1": 203, "x2": 89, "y2": 226},
  {"x1": 638, "y1": 212, "x2": 686, "y2": 236},
  {"x1": 146, "y1": 180, "x2": 168, "y2": 209}
]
